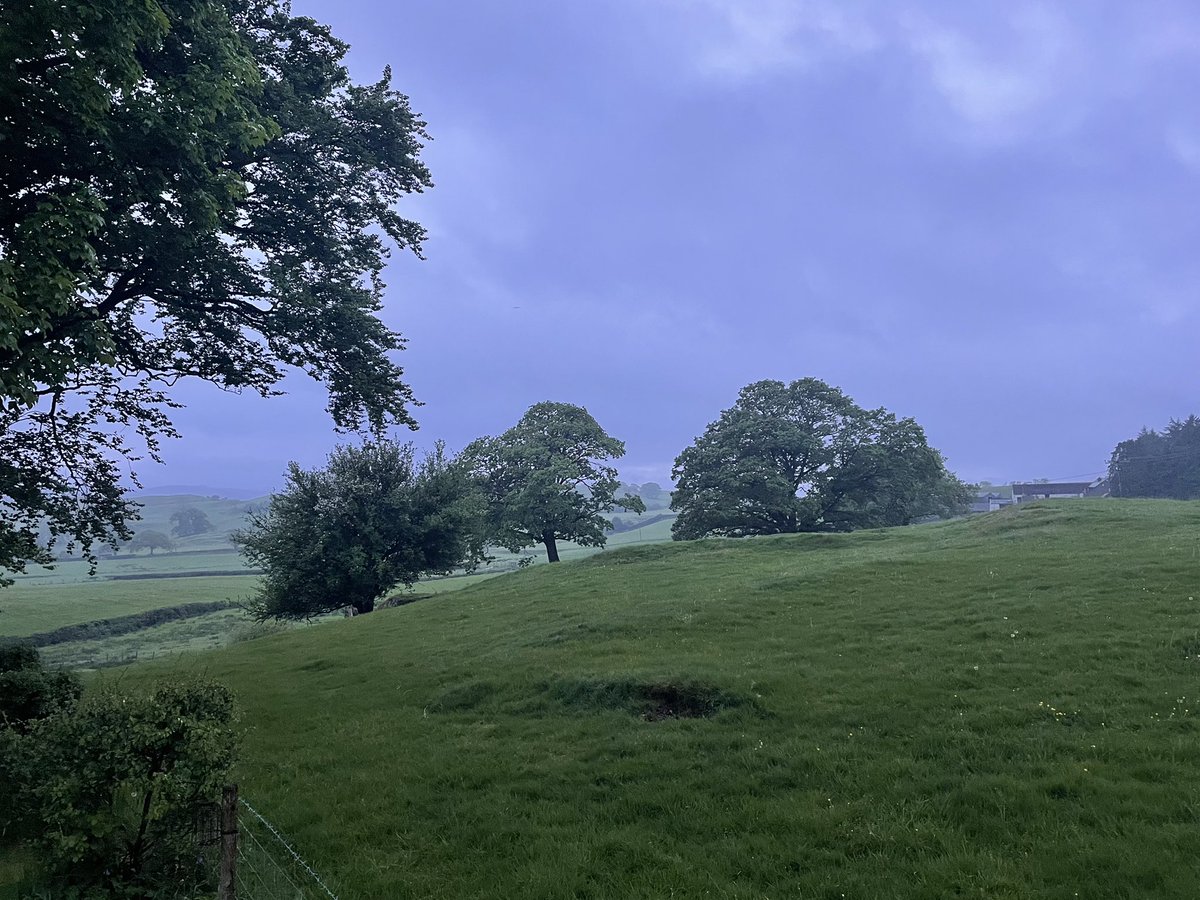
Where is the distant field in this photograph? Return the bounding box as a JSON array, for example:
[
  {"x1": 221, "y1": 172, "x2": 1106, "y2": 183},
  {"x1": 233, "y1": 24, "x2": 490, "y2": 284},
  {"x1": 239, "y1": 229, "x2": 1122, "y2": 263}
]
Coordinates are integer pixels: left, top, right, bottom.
[
  {"x1": 75, "y1": 500, "x2": 1200, "y2": 898},
  {"x1": 12, "y1": 548, "x2": 253, "y2": 585},
  {"x1": 12, "y1": 499, "x2": 675, "y2": 585},
  {"x1": 1, "y1": 516, "x2": 677, "y2": 669},
  {"x1": 38, "y1": 607, "x2": 255, "y2": 669},
  {"x1": 0, "y1": 575, "x2": 261, "y2": 638}
]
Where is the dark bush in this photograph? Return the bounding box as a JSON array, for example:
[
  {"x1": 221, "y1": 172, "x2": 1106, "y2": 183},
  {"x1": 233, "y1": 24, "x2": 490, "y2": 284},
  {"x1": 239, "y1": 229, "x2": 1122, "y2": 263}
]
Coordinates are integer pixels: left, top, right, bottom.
[
  {"x1": 5, "y1": 679, "x2": 239, "y2": 897},
  {"x1": 0, "y1": 644, "x2": 81, "y2": 732}
]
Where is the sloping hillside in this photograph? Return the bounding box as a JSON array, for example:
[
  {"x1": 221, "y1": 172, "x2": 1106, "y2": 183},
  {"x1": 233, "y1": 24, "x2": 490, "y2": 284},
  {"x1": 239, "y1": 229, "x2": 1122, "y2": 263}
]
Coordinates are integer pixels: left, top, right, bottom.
[{"x1": 114, "y1": 501, "x2": 1200, "y2": 897}]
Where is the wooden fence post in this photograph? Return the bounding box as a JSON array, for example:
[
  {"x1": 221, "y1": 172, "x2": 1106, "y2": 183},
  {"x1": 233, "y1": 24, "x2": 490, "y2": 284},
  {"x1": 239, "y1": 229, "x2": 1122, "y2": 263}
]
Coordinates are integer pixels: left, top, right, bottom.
[{"x1": 218, "y1": 784, "x2": 239, "y2": 900}]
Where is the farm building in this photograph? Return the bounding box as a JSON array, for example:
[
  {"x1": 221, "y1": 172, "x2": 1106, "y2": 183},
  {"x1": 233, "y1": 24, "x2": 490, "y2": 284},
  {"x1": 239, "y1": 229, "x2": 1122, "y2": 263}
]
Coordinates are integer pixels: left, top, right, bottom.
[{"x1": 1011, "y1": 479, "x2": 1108, "y2": 502}]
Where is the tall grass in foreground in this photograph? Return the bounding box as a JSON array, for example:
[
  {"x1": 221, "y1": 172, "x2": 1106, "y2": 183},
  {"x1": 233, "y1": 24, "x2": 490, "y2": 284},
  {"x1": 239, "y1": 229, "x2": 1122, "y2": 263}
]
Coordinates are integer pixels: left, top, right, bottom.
[{"x1": 30, "y1": 501, "x2": 1200, "y2": 897}]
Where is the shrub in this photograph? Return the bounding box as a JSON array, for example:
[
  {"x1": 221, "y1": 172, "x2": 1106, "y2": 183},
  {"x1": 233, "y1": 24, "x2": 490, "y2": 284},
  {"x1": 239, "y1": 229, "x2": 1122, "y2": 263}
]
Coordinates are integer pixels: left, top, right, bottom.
[
  {"x1": 0, "y1": 644, "x2": 81, "y2": 732},
  {"x1": 5, "y1": 678, "x2": 238, "y2": 897}
]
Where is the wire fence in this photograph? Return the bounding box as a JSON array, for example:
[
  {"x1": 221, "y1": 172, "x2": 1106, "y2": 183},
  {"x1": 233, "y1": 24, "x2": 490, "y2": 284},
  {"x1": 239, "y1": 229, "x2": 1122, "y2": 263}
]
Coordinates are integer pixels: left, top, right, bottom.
[{"x1": 233, "y1": 796, "x2": 340, "y2": 900}]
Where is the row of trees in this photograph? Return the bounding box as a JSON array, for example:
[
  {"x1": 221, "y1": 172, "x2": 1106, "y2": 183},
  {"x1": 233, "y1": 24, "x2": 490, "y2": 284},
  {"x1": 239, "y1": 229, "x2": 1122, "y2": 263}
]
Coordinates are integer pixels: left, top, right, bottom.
[
  {"x1": 235, "y1": 402, "x2": 646, "y2": 617},
  {"x1": 97, "y1": 507, "x2": 214, "y2": 557},
  {"x1": 237, "y1": 382, "x2": 968, "y2": 620},
  {"x1": 0, "y1": 0, "x2": 970, "y2": 604},
  {"x1": 1108, "y1": 415, "x2": 1200, "y2": 499}
]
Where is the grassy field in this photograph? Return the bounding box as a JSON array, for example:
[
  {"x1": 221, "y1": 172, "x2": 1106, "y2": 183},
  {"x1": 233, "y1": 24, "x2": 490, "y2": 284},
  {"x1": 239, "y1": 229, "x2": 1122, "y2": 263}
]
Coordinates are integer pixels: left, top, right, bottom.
[
  {"x1": 58, "y1": 499, "x2": 1198, "y2": 898},
  {"x1": 11, "y1": 548, "x2": 253, "y2": 586},
  {"x1": 0, "y1": 575, "x2": 262, "y2": 638},
  {"x1": 11, "y1": 500, "x2": 675, "y2": 586},
  {"x1": 1, "y1": 513, "x2": 678, "y2": 669}
]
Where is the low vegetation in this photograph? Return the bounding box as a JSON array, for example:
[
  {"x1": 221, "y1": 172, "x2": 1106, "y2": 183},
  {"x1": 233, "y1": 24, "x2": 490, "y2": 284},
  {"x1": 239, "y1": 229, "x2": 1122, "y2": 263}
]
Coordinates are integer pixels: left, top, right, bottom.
[
  {"x1": 73, "y1": 500, "x2": 1200, "y2": 898},
  {"x1": 2, "y1": 676, "x2": 237, "y2": 897}
]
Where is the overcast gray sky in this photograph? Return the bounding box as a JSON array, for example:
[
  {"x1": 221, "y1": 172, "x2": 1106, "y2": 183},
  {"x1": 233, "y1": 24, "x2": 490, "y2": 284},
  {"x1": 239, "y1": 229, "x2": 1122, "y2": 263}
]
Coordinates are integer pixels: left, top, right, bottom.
[{"x1": 147, "y1": 1, "x2": 1200, "y2": 494}]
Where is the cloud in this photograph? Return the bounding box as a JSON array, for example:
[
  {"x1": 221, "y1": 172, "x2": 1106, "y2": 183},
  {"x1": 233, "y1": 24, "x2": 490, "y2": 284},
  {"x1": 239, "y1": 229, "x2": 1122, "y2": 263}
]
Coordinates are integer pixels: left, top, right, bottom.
[
  {"x1": 900, "y1": 7, "x2": 1082, "y2": 143},
  {"x1": 646, "y1": 2, "x2": 1131, "y2": 144},
  {"x1": 659, "y1": 0, "x2": 881, "y2": 79}
]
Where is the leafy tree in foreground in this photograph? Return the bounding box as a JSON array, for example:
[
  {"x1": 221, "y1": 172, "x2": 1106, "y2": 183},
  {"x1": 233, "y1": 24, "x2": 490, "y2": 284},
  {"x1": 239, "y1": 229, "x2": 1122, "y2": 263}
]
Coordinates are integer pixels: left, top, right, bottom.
[
  {"x1": 169, "y1": 505, "x2": 214, "y2": 537},
  {"x1": 671, "y1": 379, "x2": 971, "y2": 539},
  {"x1": 464, "y1": 402, "x2": 645, "y2": 563},
  {"x1": 0, "y1": 0, "x2": 432, "y2": 583},
  {"x1": 2, "y1": 679, "x2": 237, "y2": 896},
  {"x1": 234, "y1": 441, "x2": 486, "y2": 617},
  {"x1": 1108, "y1": 415, "x2": 1200, "y2": 499}
]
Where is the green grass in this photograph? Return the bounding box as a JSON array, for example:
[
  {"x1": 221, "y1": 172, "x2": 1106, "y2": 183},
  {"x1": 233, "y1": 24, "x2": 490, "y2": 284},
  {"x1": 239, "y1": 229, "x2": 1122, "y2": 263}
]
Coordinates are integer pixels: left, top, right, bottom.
[
  {"x1": 37, "y1": 607, "x2": 255, "y2": 669},
  {"x1": 11, "y1": 548, "x2": 254, "y2": 585},
  {"x1": 0, "y1": 575, "x2": 261, "y2": 638},
  {"x1": 0, "y1": 518, "x2": 676, "y2": 672},
  {"x1": 64, "y1": 499, "x2": 1199, "y2": 899}
]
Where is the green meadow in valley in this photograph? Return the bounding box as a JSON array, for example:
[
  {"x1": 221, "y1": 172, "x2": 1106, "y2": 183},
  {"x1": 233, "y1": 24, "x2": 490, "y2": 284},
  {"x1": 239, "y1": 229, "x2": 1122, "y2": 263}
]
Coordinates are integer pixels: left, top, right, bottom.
[{"x1": 61, "y1": 499, "x2": 1199, "y2": 899}]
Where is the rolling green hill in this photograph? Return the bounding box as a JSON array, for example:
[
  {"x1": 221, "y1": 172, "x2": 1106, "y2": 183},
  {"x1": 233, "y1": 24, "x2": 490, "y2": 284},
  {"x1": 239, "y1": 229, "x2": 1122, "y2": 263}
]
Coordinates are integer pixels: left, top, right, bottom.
[{"x1": 21, "y1": 500, "x2": 1200, "y2": 896}]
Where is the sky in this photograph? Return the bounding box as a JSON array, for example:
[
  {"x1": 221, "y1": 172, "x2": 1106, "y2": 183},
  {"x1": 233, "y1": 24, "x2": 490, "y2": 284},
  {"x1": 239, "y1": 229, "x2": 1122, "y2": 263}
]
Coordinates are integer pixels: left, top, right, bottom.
[{"x1": 149, "y1": 0, "x2": 1200, "y2": 495}]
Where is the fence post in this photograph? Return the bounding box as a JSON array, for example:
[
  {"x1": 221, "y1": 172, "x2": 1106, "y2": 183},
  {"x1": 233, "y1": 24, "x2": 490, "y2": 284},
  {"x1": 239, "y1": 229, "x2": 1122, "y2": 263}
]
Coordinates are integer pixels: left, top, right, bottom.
[{"x1": 218, "y1": 784, "x2": 239, "y2": 900}]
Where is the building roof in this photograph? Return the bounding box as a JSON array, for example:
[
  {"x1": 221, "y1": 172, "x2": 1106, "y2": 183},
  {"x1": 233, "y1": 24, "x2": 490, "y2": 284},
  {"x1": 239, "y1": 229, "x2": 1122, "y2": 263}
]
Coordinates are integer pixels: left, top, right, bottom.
[{"x1": 1011, "y1": 482, "x2": 1093, "y2": 495}]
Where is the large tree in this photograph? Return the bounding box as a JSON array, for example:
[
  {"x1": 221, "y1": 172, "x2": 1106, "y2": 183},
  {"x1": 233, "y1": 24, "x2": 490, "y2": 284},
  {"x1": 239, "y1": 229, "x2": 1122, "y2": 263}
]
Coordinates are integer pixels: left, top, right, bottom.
[
  {"x1": 126, "y1": 529, "x2": 174, "y2": 555},
  {"x1": 233, "y1": 441, "x2": 486, "y2": 617},
  {"x1": 0, "y1": 0, "x2": 431, "y2": 583},
  {"x1": 169, "y1": 506, "x2": 213, "y2": 537},
  {"x1": 671, "y1": 379, "x2": 970, "y2": 539},
  {"x1": 464, "y1": 402, "x2": 645, "y2": 563}
]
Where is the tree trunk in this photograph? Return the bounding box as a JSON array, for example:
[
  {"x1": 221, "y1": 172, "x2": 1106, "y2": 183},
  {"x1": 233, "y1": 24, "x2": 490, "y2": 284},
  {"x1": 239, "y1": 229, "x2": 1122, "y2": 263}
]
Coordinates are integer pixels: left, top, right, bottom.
[{"x1": 542, "y1": 531, "x2": 560, "y2": 563}]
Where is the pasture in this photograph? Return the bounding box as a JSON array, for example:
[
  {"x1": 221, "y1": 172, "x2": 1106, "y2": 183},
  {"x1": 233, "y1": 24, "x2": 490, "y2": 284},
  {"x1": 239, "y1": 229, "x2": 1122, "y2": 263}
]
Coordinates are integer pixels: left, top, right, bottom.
[
  {"x1": 68, "y1": 499, "x2": 1200, "y2": 898},
  {"x1": 0, "y1": 501, "x2": 678, "y2": 670}
]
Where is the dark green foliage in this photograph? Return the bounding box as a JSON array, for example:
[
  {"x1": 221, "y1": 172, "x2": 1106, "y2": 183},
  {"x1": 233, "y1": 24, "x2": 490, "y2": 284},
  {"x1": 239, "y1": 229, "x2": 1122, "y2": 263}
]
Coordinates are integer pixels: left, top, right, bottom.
[
  {"x1": 234, "y1": 441, "x2": 487, "y2": 617},
  {"x1": 4, "y1": 679, "x2": 237, "y2": 897},
  {"x1": 0, "y1": 0, "x2": 431, "y2": 581},
  {"x1": 671, "y1": 378, "x2": 971, "y2": 539},
  {"x1": 1109, "y1": 415, "x2": 1200, "y2": 499},
  {"x1": 0, "y1": 645, "x2": 81, "y2": 845},
  {"x1": 169, "y1": 506, "x2": 213, "y2": 537},
  {"x1": 0, "y1": 645, "x2": 81, "y2": 733},
  {"x1": 464, "y1": 402, "x2": 646, "y2": 562}
]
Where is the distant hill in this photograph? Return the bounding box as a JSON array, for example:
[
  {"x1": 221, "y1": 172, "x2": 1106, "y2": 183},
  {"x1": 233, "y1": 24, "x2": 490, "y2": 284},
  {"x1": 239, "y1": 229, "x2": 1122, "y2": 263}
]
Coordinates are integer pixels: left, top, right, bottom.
[
  {"x1": 117, "y1": 494, "x2": 267, "y2": 553},
  {"x1": 134, "y1": 484, "x2": 270, "y2": 500}
]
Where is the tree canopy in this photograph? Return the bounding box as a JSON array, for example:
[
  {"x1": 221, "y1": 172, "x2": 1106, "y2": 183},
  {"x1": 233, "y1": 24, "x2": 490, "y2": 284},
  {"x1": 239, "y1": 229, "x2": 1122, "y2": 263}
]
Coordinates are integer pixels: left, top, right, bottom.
[
  {"x1": 169, "y1": 506, "x2": 213, "y2": 537},
  {"x1": 464, "y1": 402, "x2": 645, "y2": 563},
  {"x1": 233, "y1": 441, "x2": 485, "y2": 617},
  {"x1": 671, "y1": 379, "x2": 970, "y2": 539},
  {"x1": 0, "y1": 0, "x2": 431, "y2": 583},
  {"x1": 1108, "y1": 415, "x2": 1200, "y2": 499},
  {"x1": 126, "y1": 529, "x2": 174, "y2": 555}
]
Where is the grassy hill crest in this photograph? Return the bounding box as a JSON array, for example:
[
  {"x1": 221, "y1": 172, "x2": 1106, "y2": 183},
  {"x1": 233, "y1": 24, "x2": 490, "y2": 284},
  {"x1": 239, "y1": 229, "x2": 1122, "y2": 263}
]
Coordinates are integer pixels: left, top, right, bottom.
[{"x1": 94, "y1": 499, "x2": 1200, "y2": 898}]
